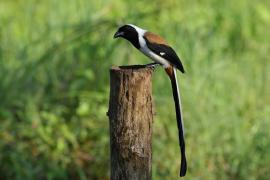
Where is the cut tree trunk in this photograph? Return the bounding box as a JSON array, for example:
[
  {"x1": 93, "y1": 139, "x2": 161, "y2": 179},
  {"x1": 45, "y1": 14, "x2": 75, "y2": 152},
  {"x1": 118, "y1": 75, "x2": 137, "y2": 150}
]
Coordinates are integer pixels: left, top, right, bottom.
[{"x1": 108, "y1": 65, "x2": 155, "y2": 180}]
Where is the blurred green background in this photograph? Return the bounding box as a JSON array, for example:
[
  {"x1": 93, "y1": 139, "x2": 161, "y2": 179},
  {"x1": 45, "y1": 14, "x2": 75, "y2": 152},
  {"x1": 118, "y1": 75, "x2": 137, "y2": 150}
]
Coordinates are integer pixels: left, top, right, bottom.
[{"x1": 0, "y1": 0, "x2": 270, "y2": 179}]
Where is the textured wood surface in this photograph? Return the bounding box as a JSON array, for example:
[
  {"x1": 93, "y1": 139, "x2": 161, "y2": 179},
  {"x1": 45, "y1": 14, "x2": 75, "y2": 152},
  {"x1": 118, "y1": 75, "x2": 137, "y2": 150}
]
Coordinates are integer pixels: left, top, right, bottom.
[{"x1": 108, "y1": 65, "x2": 154, "y2": 180}]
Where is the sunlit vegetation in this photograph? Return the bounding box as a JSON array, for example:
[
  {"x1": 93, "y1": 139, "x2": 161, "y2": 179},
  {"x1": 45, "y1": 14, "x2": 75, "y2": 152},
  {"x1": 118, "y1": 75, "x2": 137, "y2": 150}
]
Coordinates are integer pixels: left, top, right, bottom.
[{"x1": 0, "y1": 0, "x2": 269, "y2": 179}]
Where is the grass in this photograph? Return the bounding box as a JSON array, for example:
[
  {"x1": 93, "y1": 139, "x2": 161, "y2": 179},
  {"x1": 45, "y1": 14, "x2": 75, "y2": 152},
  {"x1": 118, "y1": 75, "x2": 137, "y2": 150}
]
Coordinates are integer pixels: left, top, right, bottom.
[{"x1": 0, "y1": 0, "x2": 269, "y2": 179}]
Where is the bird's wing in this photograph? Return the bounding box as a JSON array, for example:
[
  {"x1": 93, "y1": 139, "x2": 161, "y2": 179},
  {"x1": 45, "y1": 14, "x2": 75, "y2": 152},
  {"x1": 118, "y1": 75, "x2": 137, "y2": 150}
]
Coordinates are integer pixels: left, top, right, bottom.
[
  {"x1": 144, "y1": 32, "x2": 169, "y2": 45},
  {"x1": 143, "y1": 32, "x2": 185, "y2": 73}
]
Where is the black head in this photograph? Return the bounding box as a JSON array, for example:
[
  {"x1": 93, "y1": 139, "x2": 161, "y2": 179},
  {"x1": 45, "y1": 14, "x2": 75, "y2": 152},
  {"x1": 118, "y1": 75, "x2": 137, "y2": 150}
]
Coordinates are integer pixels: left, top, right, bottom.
[{"x1": 113, "y1": 24, "x2": 140, "y2": 49}]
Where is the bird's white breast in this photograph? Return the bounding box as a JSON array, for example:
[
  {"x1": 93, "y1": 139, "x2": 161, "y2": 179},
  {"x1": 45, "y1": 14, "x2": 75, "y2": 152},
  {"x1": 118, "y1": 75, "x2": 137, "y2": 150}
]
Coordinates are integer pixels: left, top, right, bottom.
[
  {"x1": 128, "y1": 24, "x2": 171, "y2": 68},
  {"x1": 139, "y1": 35, "x2": 170, "y2": 68},
  {"x1": 140, "y1": 46, "x2": 170, "y2": 68}
]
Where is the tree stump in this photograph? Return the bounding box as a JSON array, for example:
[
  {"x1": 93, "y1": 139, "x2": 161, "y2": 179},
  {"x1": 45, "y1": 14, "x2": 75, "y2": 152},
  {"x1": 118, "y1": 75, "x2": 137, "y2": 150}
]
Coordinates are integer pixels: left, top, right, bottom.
[{"x1": 108, "y1": 65, "x2": 154, "y2": 180}]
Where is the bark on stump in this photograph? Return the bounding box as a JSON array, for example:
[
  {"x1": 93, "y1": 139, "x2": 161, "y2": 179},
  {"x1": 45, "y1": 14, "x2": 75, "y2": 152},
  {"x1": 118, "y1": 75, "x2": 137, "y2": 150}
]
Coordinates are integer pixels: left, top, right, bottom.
[{"x1": 108, "y1": 65, "x2": 154, "y2": 180}]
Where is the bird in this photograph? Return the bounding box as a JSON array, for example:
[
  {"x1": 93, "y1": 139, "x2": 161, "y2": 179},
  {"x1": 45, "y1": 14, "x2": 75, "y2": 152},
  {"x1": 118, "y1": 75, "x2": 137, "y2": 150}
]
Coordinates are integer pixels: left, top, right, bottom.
[{"x1": 114, "y1": 24, "x2": 187, "y2": 177}]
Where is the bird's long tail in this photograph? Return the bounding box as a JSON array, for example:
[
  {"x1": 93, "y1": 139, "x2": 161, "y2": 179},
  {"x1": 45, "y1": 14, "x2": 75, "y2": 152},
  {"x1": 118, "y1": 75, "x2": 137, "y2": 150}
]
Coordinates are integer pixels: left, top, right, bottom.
[{"x1": 165, "y1": 66, "x2": 187, "y2": 177}]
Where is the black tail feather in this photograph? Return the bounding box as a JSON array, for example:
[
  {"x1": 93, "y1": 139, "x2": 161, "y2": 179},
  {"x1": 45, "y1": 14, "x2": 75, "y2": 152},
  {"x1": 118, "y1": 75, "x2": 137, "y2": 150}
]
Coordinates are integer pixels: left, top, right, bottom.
[{"x1": 170, "y1": 68, "x2": 187, "y2": 177}]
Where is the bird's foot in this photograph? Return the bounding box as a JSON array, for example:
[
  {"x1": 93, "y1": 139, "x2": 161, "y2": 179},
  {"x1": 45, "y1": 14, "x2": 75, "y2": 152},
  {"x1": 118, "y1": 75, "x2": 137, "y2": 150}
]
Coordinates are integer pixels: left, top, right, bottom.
[{"x1": 145, "y1": 62, "x2": 161, "y2": 69}]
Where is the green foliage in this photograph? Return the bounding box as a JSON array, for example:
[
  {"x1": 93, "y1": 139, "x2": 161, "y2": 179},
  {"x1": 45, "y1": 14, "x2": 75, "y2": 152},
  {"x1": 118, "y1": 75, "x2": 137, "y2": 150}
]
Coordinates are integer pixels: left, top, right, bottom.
[{"x1": 0, "y1": 0, "x2": 270, "y2": 179}]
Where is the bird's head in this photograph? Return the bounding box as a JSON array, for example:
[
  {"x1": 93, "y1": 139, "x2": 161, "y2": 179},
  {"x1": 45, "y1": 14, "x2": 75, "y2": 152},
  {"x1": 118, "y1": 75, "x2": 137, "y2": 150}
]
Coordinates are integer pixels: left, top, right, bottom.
[
  {"x1": 114, "y1": 24, "x2": 145, "y2": 49},
  {"x1": 114, "y1": 24, "x2": 137, "y2": 40}
]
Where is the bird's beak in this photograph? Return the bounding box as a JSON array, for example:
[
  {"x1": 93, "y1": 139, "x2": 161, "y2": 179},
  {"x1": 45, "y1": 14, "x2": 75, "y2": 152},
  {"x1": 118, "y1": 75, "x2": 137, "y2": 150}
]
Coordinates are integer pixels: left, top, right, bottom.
[{"x1": 113, "y1": 31, "x2": 124, "y2": 39}]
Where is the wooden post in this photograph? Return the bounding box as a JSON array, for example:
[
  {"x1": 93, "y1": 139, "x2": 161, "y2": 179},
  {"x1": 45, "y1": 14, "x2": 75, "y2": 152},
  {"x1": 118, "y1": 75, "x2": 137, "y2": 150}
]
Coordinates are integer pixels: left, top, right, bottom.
[{"x1": 108, "y1": 65, "x2": 154, "y2": 180}]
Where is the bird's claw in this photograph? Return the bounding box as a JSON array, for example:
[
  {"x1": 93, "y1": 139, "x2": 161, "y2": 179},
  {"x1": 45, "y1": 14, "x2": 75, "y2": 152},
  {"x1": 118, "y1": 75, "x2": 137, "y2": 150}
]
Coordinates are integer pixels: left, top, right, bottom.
[{"x1": 145, "y1": 63, "x2": 160, "y2": 69}]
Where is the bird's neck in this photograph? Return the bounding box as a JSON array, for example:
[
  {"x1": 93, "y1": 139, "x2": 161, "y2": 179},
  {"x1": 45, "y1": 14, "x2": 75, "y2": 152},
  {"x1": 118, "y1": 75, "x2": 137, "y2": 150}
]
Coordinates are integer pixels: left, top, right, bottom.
[{"x1": 129, "y1": 38, "x2": 140, "y2": 49}]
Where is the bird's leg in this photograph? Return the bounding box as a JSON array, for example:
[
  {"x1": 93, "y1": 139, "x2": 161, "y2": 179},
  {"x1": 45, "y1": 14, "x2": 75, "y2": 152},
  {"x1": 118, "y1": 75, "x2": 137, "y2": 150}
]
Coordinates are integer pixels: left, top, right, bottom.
[{"x1": 145, "y1": 62, "x2": 161, "y2": 69}]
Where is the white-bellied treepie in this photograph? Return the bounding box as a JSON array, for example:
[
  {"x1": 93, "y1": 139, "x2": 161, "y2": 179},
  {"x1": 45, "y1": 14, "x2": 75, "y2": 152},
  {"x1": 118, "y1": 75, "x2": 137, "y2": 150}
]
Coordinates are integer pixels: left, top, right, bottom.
[{"x1": 114, "y1": 24, "x2": 187, "y2": 177}]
